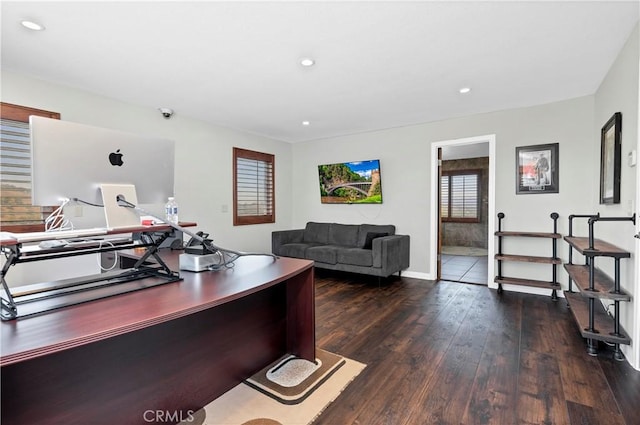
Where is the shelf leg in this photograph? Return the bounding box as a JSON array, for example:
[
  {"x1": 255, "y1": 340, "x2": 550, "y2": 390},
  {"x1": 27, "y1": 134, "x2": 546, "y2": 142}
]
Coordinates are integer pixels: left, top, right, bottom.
[
  {"x1": 613, "y1": 258, "x2": 621, "y2": 294},
  {"x1": 567, "y1": 237, "x2": 574, "y2": 292},
  {"x1": 610, "y1": 300, "x2": 624, "y2": 338},
  {"x1": 586, "y1": 298, "x2": 599, "y2": 356},
  {"x1": 495, "y1": 217, "x2": 503, "y2": 295},
  {"x1": 588, "y1": 260, "x2": 596, "y2": 291},
  {"x1": 614, "y1": 344, "x2": 624, "y2": 361},
  {"x1": 587, "y1": 298, "x2": 596, "y2": 332},
  {"x1": 550, "y1": 216, "x2": 559, "y2": 302}
]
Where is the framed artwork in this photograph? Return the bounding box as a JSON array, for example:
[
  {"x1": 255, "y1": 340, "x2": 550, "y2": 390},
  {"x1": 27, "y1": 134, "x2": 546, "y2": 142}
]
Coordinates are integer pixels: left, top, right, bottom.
[
  {"x1": 599, "y1": 112, "x2": 622, "y2": 204},
  {"x1": 318, "y1": 159, "x2": 383, "y2": 204},
  {"x1": 516, "y1": 143, "x2": 559, "y2": 194}
]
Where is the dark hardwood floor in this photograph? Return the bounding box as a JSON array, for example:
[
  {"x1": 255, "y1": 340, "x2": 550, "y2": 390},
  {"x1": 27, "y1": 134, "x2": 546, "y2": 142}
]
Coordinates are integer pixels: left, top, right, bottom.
[{"x1": 313, "y1": 271, "x2": 640, "y2": 425}]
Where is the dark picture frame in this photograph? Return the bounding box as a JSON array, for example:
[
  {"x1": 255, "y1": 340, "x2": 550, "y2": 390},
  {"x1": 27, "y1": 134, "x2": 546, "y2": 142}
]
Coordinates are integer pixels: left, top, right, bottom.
[
  {"x1": 599, "y1": 112, "x2": 622, "y2": 204},
  {"x1": 516, "y1": 143, "x2": 559, "y2": 194}
]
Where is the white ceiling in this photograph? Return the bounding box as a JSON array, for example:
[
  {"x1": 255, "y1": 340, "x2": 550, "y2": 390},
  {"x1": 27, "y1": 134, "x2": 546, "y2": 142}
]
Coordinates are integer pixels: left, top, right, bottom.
[{"x1": 2, "y1": 1, "x2": 639, "y2": 143}]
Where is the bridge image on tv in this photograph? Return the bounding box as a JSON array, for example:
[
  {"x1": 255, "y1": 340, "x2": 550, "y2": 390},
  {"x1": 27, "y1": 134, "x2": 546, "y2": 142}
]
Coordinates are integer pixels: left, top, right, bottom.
[{"x1": 318, "y1": 159, "x2": 382, "y2": 204}]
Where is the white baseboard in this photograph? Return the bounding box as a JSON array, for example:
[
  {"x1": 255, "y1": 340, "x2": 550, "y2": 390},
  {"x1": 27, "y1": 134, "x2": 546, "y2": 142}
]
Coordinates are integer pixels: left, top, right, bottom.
[{"x1": 400, "y1": 270, "x2": 433, "y2": 280}]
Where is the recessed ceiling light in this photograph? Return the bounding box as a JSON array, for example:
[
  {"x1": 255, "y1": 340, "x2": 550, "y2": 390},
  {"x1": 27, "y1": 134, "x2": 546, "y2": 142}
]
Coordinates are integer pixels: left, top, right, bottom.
[
  {"x1": 459, "y1": 87, "x2": 471, "y2": 94},
  {"x1": 302, "y1": 121, "x2": 310, "y2": 126},
  {"x1": 300, "y1": 58, "x2": 315, "y2": 67},
  {"x1": 21, "y1": 20, "x2": 45, "y2": 31}
]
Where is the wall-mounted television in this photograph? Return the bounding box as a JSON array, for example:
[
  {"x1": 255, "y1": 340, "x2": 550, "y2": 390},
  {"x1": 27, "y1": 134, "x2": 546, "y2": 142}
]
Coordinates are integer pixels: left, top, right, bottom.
[{"x1": 318, "y1": 159, "x2": 382, "y2": 204}]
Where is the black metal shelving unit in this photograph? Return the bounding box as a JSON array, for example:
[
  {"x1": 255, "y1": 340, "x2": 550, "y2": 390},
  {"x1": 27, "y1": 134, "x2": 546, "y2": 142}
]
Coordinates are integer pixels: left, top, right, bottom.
[
  {"x1": 495, "y1": 212, "x2": 562, "y2": 300},
  {"x1": 563, "y1": 213, "x2": 635, "y2": 360}
]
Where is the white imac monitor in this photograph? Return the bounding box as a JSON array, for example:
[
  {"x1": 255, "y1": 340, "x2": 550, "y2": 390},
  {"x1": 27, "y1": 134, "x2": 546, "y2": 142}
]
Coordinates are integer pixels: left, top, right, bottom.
[{"x1": 29, "y1": 116, "x2": 175, "y2": 206}]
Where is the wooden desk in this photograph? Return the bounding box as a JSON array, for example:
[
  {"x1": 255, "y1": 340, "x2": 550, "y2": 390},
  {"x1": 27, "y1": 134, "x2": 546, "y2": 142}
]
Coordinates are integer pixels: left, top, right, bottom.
[{"x1": 1, "y1": 252, "x2": 315, "y2": 424}]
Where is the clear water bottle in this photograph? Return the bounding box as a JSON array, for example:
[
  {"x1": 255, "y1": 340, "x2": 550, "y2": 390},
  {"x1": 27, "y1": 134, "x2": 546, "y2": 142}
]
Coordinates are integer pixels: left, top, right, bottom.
[{"x1": 165, "y1": 197, "x2": 179, "y2": 224}]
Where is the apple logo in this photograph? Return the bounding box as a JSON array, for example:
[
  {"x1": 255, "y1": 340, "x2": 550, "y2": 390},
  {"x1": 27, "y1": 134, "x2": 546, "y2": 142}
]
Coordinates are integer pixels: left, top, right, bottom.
[{"x1": 109, "y1": 149, "x2": 124, "y2": 166}]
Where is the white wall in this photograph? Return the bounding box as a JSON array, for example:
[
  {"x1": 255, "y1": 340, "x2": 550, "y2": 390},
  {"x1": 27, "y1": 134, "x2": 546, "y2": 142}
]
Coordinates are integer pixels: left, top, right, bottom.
[
  {"x1": 292, "y1": 96, "x2": 594, "y2": 278},
  {"x1": 2, "y1": 71, "x2": 293, "y2": 285},
  {"x1": 592, "y1": 24, "x2": 639, "y2": 367}
]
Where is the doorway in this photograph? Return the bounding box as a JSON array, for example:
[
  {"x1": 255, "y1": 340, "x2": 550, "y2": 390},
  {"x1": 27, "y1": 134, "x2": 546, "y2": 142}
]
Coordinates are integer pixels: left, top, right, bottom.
[
  {"x1": 429, "y1": 135, "x2": 496, "y2": 288},
  {"x1": 441, "y1": 248, "x2": 489, "y2": 284}
]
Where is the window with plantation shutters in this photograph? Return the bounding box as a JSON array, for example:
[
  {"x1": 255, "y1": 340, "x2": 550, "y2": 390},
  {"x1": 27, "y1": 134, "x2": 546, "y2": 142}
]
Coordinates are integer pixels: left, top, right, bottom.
[
  {"x1": 0, "y1": 103, "x2": 59, "y2": 232},
  {"x1": 440, "y1": 170, "x2": 480, "y2": 223},
  {"x1": 233, "y1": 147, "x2": 275, "y2": 225}
]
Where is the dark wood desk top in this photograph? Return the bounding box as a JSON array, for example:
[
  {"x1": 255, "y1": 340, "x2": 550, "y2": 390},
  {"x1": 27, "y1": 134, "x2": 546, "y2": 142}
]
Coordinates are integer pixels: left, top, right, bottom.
[{"x1": 1, "y1": 252, "x2": 312, "y2": 366}]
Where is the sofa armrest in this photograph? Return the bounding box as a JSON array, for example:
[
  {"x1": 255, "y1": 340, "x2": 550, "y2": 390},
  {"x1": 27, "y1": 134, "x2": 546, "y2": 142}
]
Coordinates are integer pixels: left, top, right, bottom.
[
  {"x1": 372, "y1": 234, "x2": 410, "y2": 273},
  {"x1": 272, "y1": 229, "x2": 305, "y2": 255}
]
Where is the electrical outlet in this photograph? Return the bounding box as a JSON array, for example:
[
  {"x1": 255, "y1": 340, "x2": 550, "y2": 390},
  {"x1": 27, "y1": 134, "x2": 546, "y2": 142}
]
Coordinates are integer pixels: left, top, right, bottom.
[
  {"x1": 74, "y1": 205, "x2": 83, "y2": 217},
  {"x1": 221, "y1": 204, "x2": 228, "y2": 213}
]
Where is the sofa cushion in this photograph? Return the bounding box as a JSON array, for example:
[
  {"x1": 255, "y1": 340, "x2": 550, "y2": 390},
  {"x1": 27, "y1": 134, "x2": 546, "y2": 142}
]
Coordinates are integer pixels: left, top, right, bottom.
[
  {"x1": 362, "y1": 232, "x2": 389, "y2": 249},
  {"x1": 328, "y1": 223, "x2": 360, "y2": 247},
  {"x1": 306, "y1": 245, "x2": 337, "y2": 264},
  {"x1": 278, "y1": 243, "x2": 315, "y2": 259},
  {"x1": 357, "y1": 224, "x2": 396, "y2": 248},
  {"x1": 337, "y1": 248, "x2": 373, "y2": 267},
  {"x1": 303, "y1": 222, "x2": 330, "y2": 244}
]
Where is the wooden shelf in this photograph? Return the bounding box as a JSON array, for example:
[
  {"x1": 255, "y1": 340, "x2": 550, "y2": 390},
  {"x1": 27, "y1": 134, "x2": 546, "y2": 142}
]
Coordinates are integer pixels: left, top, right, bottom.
[
  {"x1": 495, "y1": 231, "x2": 561, "y2": 239},
  {"x1": 564, "y1": 213, "x2": 633, "y2": 359},
  {"x1": 495, "y1": 276, "x2": 560, "y2": 290},
  {"x1": 564, "y1": 291, "x2": 631, "y2": 345},
  {"x1": 564, "y1": 236, "x2": 630, "y2": 258},
  {"x1": 495, "y1": 254, "x2": 562, "y2": 264},
  {"x1": 563, "y1": 264, "x2": 631, "y2": 301},
  {"x1": 494, "y1": 212, "x2": 561, "y2": 300}
]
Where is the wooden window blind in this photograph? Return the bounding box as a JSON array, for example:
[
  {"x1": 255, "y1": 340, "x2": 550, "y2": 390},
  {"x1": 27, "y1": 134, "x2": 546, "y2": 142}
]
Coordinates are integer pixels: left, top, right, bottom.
[
  {"x1": 440, "y1": 170, "x2": 480, "y2": 223},
  {"x1": 0, "y1": 103, "x2": 59, "y2": 231},
  {"x1": 233, "y1": 147, "x2": 275, "y2": 225}
]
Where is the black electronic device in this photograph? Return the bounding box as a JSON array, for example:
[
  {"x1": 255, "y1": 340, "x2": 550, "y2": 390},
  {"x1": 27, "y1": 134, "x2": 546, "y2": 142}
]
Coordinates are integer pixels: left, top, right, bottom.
[
  {"x1": 184, "y1": 231, "x2": 216, "y2": 255},
  {"x1": 133, "y1": 229, "x2": 183, "y2": 249}
]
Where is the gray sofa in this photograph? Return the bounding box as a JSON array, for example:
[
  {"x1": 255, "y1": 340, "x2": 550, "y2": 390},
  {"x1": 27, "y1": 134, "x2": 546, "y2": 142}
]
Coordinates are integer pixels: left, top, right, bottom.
[{"x1": 272, "y1": 222, "x2": 410, "y2": 277}]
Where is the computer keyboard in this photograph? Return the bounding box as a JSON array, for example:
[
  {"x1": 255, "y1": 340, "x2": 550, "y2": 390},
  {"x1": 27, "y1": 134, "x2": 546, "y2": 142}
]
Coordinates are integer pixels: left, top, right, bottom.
[{"x1": 8, "y1": 228, "x2": 108, "y2": 243}]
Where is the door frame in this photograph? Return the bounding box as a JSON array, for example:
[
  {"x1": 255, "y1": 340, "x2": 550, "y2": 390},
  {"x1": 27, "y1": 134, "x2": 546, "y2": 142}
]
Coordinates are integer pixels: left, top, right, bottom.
[
  {"x1": 429, "y1": 134, "x2": 496, "y2": 288},
  {"x1": 633, "y1": 69, "x2": 640, "y2": 370}
]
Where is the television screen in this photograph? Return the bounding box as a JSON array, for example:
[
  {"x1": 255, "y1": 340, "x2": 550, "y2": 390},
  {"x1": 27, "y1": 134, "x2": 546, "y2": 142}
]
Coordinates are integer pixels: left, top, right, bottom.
[{"x1": 318, "y1": 159, "x2": 382, "y2": 204}]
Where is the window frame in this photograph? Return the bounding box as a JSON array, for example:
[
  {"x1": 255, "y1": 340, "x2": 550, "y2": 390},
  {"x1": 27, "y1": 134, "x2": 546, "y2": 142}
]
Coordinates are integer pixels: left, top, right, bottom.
[
  {"x1": 440, "y1": 169, "x2": 482, "y2": 223},
  {"x1": 0, "y1": 102, "x2": 60, "y2": 232},
  {"x1": 232, "y1": 147, "x2": 275, "y2": 226}
]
